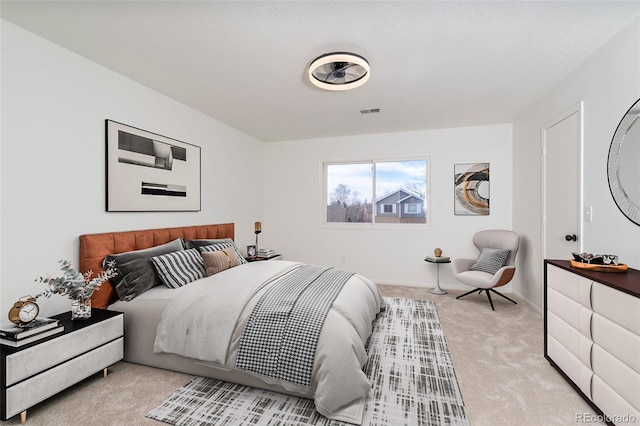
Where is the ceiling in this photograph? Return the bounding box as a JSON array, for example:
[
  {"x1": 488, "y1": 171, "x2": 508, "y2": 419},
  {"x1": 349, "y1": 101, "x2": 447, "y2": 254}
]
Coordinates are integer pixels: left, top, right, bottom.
[{"x1": 2, "y1": 1, "x2": 639, "y2": 142}]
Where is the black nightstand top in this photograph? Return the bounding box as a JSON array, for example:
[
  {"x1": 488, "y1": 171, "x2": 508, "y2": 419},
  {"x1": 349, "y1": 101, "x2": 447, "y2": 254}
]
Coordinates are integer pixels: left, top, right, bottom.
[
  {"x1": 0, "y1": 309, "x2": 122, "y2": 354},
  {"x1": 245, "y1": 254, "x2": 282, "y2": 262}
]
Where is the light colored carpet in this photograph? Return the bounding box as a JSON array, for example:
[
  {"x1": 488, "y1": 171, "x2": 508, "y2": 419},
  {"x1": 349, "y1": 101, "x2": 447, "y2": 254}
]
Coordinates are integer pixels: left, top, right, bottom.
[{"x1": 0, "y1": 286, "x2": 602, "y2": 425}]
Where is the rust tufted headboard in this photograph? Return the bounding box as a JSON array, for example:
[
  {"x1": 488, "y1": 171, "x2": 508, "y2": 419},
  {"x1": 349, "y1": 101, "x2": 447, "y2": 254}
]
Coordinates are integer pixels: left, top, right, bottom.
[{"x1": 80, "y1": 223, "x2": 235, "y2": 309}]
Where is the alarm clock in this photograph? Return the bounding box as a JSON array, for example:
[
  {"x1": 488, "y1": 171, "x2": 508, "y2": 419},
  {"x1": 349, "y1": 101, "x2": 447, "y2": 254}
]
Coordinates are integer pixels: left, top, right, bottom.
[{"x1": 8, "y1": 296, "x2": 40, "y2": 326}]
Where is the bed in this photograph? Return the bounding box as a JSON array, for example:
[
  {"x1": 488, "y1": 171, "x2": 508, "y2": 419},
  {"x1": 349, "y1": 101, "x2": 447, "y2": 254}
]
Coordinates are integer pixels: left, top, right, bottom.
[{"x1": 79, "y1": 223, "x2": 383, "y2": 424}]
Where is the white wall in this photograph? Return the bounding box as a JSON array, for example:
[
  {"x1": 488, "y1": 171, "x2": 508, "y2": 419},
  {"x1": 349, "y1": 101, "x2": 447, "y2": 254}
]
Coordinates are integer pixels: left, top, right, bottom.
[
  {"x1": 512, "y1": 18, "x2": 640, "y2": 312},
  {"x1": 264, "y1": 124, "x2": 513, "y2": 290},
  {"x1": 0, "y1": 20, "x2": 265, "y2": 316}
]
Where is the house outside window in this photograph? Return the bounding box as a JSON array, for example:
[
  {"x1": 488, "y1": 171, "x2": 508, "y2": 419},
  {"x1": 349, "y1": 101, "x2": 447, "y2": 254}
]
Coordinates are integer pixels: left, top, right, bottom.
[{"x1": 324, "y1": 158, "x2": 428, "y2": 226}]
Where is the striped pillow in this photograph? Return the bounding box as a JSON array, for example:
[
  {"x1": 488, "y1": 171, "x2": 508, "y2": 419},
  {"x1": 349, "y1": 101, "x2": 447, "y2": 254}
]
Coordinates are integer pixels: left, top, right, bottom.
[
  {"x1": 201, "y1": 247, "x2": 240, "y2": 276},
  {"x1": 470, "y1": 248, "x2": 510, "y2": 275},
  {"x1": 198, "y1": 241, "x2": 247, "y2": 264},
  {"x1": 151, "y1": 248, "x2": 206, "y2": 288}
]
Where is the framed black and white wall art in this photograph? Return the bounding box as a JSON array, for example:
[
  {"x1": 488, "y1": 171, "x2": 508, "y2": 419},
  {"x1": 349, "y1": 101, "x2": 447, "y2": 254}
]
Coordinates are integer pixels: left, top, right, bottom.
[
  {"x1": 454, "y1": 163, "x2": 490, "y2": 216},
  {"x1": 106, "y1": 120, "x2": 201, "y2": 212}
]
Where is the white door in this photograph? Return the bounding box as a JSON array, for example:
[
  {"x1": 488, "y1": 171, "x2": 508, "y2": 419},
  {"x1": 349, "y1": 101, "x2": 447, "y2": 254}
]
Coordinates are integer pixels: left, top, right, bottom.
[{"x1": 543, "y1": 105, "x2": 582, "y2": 261}]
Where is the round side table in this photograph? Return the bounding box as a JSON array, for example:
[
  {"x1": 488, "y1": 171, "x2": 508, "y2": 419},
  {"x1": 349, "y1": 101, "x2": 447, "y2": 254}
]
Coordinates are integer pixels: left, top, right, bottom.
[{"x1": 424, "y1": 257, "x2": 451, "y2": 295}]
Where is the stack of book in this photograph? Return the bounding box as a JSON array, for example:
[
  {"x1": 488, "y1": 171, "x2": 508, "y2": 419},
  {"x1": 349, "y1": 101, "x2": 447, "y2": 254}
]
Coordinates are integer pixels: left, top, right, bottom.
[
  {"x1": 256, "y1": 248, "x2": 278, "y2": 259},
  {"x1": 0, "y1": 317, "x2": 64, "y2": 347},
  {"x1": 425, "y1": 255, "x2": 451, "y2": 263}
]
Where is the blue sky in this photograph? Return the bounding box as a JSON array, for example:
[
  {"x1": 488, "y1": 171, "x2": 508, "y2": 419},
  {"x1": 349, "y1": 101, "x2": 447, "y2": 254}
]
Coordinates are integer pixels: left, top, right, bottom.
[{"x1": 327, "y1": 160, "x2": 427, "y2": 204}]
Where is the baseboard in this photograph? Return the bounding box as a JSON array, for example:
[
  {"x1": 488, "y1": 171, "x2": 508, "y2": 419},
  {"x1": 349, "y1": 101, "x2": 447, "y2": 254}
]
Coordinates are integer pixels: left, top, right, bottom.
[
  {"x1": 377, "y1": 282, "x2": 543, "y2": 317},
  {"x1": 513, "y1": 289, "x2": 542, "y2": 316},
  {"x1": 375, "y1": 281, "x2": 489, "y2": 292}
]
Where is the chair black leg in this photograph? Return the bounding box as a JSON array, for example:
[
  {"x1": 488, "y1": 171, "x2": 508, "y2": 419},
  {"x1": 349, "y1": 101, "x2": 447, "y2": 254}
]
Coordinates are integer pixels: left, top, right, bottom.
[
  {"x1": 456, "y1": 288, "x2": 482, "y2": 300},
  {"x1": 484, "y1": 290, "x2": 495, "y2": 311},
  {"x1": 488, "y1": 289, "x2": 518, "y2": 305},
  {"x1": 457, "y1": 288, "x2": 516, "y2": 311}
]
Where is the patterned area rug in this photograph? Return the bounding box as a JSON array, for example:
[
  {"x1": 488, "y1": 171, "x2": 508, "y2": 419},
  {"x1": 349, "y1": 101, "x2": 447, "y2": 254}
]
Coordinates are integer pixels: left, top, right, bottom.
[{"x1": 147, "y1": 297, "x2": 468, "y2": 425}]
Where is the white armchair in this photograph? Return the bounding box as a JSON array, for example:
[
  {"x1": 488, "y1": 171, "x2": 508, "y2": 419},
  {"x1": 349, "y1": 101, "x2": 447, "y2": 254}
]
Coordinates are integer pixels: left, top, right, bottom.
[{"x1": 451, "y1": 229, "x2": 520, "y2": 310}]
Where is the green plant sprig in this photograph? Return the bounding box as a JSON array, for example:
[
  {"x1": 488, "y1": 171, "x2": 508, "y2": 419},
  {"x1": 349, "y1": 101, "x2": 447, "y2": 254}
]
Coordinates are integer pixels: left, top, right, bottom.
[{"x1": 35, "y1": 260, "x2": 118, "y2": 302}]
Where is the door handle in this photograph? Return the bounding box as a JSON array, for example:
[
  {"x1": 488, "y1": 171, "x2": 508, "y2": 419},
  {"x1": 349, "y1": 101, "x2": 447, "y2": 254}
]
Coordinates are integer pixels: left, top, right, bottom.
[{"x1": 565, "y1": 234, "x2": 577, "y2": 242}]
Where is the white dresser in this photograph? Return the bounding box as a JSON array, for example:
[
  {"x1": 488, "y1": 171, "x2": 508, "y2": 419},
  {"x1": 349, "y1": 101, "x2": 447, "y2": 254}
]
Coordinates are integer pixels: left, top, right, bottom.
[{"x1": 545, "y1": 260, "x2": 640, "y2": 425}]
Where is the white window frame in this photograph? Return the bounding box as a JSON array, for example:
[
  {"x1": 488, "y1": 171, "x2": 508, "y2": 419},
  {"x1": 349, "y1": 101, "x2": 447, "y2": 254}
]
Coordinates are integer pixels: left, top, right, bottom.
[{"x1": 320, "y1": 156, "x2": 431, "y2": 229}]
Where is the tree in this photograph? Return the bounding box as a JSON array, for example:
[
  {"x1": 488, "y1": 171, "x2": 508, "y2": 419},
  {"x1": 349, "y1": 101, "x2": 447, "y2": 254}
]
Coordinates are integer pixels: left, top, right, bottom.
[
  {"x1": 404, "y1": 182, "x2": 426, "y2": 200},
  {"x1": 345, "y1": 198, "x2": 369, "y2": 222},
  {"x1": 328, "y1": 184, "x2": 370, "y2": 222},
  {"x1": 330, "y1": 183, "x2": 351, "y2": 206}
]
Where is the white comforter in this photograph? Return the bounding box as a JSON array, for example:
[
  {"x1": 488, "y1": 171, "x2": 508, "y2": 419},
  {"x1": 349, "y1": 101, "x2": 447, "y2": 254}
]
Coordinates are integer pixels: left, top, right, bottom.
[{"x1": 153, "y1": 260, "x2": 384, "y2": 424}]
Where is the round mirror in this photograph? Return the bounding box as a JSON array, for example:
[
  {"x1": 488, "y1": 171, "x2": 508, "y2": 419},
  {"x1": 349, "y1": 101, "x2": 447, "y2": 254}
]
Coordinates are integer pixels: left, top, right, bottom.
[{"x1": 607, "y1": 97, "x2": 640, "y2": 226}]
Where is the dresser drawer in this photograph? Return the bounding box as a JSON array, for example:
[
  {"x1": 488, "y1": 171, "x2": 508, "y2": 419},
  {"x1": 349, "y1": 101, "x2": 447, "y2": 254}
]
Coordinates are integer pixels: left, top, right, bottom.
[
  {"x1": 593, "y1": 344, "x2": 640, "y2": 412},
  {"x1": 547, "y1": 265, "x2": 592, "y2": 308},
  {"x1": 5, "y1": 314, "x2": 123, "y2": 385},
  {"x1": 547, "y1": 287, "x2": 592, "y2": 338},
  {"x1": 592, "y1": 283, "x2": 640, "y2": 335},
  {"x1": 593, "y1": 374, "x2": 640, "y2": 422},
  {"x1": 547, "y1": 334, "x2": 592, "y2": 397},
  {"x1": 547, "y1": 311, "x2": 592, "y2": 367},
  {"x1": 592, "y1": 313, "x2": 640, "y2": 375},
  {"x1": 5, "y1": 337, "x2": 123, "y2": 418}
]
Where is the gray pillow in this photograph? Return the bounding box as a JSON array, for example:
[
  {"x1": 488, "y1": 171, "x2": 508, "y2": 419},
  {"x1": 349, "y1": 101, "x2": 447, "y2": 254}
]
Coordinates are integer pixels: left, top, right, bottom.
[
  {"x1": 103, "y1": 238, "x2": 185, "y2": 301},
  {"x1": 470, "y1": 248, "x2": 510, "y2": 275}
]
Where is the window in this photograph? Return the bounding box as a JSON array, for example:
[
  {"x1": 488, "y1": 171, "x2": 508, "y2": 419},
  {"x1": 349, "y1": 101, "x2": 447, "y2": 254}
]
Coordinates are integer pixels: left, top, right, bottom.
[
  {"x1": 324, "y1": 159, "x2": 428, "y2": 225},
  {"x1": 381, "y1": 204, "x2": 395, "y2": 213},
  {"x1": 405, "y1": 203, "x2": 420, "y2": 214}
]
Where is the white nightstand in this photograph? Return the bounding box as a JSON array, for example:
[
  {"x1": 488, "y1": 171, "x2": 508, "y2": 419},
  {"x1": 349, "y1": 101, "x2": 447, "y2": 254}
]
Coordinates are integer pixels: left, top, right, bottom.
[{"x1": 0, "y1": 309, "x2": 124, "y2": 423}]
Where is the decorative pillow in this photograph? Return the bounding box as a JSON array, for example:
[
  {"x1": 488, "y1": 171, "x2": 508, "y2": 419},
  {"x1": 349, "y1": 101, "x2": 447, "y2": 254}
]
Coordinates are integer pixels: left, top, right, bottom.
[
  {"x1": 103, "y1": 238, "x2": 185, "y2": 301},
  {"x1": 192, "y1": 239, "x2": 248, "y2": 264},
  {"x1": 470, "y1": 248, "x2": 511, "y2": 275},
  {"x1": 201, "y1": 247, "x2": 240, "y2": 276},
  {"x1": 151, "y1": 248, "x2": 207, "y2": 289}
]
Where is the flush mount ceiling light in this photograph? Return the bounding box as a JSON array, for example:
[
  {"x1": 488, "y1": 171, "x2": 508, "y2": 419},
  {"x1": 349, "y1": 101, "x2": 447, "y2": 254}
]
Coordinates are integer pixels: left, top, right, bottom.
[{"x1": 308, "y1": 52, "x2": 370, "y2": 91}]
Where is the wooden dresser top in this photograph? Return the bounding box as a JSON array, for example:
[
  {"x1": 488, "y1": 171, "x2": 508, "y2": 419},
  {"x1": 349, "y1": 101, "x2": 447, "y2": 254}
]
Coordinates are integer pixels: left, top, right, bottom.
[{"x1": 546, "y1": 259, "x2": 640, "y2": 298}]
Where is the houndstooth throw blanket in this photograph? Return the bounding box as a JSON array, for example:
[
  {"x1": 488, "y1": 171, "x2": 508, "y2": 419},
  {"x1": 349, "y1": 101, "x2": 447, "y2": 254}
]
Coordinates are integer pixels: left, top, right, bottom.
[{"x1": 236, "y1": 265, "x2": 354, "y2": 386}]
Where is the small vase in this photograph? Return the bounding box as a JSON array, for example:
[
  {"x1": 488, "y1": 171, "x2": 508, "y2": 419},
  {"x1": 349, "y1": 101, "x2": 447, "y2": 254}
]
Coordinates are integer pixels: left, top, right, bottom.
[{"x1": 71, "y1": 298, "x2": 92, "y2": 320}]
